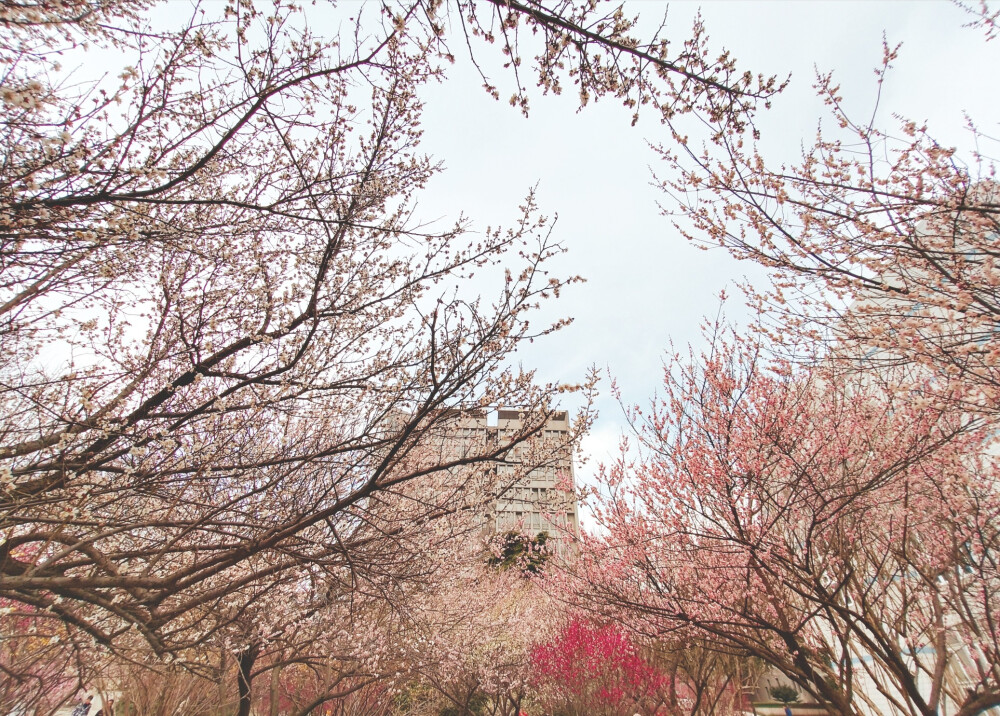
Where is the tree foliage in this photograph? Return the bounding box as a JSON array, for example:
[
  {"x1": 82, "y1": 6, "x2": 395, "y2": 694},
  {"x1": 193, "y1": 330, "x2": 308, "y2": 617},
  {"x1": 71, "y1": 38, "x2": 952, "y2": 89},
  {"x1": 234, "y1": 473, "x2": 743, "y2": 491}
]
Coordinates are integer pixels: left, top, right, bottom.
[
  {"x1": 575, "y1": 13, "x2": 1000, "y2": 716},
  {"x1": 768, "y1": 685, "x2": 800, "y2": 705},
  {"x1": 486, "y1": 530, "x2": 550, "y2": 575}
]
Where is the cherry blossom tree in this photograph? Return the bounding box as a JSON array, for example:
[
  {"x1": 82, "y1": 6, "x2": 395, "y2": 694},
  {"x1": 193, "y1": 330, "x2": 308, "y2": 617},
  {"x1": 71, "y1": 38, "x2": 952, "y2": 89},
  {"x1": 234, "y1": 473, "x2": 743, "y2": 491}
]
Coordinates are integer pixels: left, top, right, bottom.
[
  {"x1": 0, "y1": 598, "x2": 89, "y2": 716},
  {"x1": 378, "y1": 551, "x2": 557, "y2": 716},
  {"x1": 0, "y1": 0, "x2": 567, "y2": 701},
  {"x1": 581, "y1": 328, "x2": 1000, "y2": 716},
  {"x1": 657, "y1": 23, "x2": 1000, "y2": 416},
  {"x1": 640, "y1": 12, "x2": 1000, "y2": 715},
  {"x1": 0, "y1": 0, "x2": 781, "y2": 707},
  {"x1": 649, "y1": 638, "x2": 765, "y2": 716}
]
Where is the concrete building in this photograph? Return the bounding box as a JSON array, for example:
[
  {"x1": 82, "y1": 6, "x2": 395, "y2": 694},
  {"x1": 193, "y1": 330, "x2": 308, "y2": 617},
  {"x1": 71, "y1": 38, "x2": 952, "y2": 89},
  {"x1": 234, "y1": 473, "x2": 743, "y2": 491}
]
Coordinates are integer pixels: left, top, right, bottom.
[
  {"x1": 432, "y1": 408, "x2": 580, "y2": 542},
  {"x1": 492, "y1": 408, "x2": 580, "y2": 538}
]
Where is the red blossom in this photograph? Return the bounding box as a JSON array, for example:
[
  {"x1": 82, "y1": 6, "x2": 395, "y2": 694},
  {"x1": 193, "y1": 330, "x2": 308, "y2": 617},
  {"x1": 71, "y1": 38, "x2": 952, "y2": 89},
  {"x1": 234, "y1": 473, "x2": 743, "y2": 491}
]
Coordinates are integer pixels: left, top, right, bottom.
[{"x1": 530, "y1": 618, "x2": 668, "y2": 715}]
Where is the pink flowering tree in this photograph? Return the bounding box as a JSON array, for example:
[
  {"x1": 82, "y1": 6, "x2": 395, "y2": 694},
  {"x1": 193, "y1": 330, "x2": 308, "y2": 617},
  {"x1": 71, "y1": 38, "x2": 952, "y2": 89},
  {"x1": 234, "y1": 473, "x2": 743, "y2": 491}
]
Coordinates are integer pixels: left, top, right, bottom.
[
  {"x1": 385, "y1": 554, "x2": 560, "y2": 716},
  {"x1": 0, "y1": 0, "x2": 602, "y2": 696},
  {"x1": 581, "y1": 327, "x2": 1000, "y2": 716},
  {"x1": 0, "y1": 3, "x2": 778, "y2": 701},
  {"x1": 658, "y1": 13, "x2": 1000, "y2": 421},
  {"x1": 642, "y1": 11, "x2": 1000, "y2": 712},
  {"x1": 0, "y1": 0, "x2": 776, "y2": 709}
]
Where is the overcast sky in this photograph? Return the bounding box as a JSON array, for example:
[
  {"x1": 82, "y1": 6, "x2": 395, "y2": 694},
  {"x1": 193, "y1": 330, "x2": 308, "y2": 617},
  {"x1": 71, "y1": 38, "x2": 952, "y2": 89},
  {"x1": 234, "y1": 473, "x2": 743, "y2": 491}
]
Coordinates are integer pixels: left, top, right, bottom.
[{"x1": 408, "y1": 0, "x2": 1000, "y2": 498}]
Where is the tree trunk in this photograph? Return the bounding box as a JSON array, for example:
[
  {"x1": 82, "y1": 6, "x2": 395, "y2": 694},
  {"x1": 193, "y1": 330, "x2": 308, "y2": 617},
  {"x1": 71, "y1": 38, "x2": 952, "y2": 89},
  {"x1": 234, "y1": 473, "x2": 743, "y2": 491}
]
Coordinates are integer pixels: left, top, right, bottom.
[
  {"x1": 269, "y1": 665, "x2": 281, "y2": 716},
  {"x1": 236, "y1": 644, "x2": 260, "y2": 716},
  {"x1": 218, "y1": 651, "x2": 229, "y2": 716},
  {"x1": 955, "y1": 693, "x2": 1000, "y2": 716}
]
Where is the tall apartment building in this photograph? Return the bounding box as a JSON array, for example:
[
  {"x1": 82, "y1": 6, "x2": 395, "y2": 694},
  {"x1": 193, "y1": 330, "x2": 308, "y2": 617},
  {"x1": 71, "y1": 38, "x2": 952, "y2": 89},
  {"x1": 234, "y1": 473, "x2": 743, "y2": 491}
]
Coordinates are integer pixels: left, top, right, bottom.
[
  {"x1": 432, "y1": 408, "x2": 580, "y2": 541},
  {"x1": 493, "y1": 408, "x2": 579, "y2": 538}
]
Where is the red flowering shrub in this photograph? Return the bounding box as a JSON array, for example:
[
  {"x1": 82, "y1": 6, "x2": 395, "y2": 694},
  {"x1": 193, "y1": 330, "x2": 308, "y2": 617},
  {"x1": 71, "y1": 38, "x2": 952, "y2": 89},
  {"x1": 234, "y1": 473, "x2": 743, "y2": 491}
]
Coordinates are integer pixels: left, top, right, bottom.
[{"x1": 530, "y1": 618, "x2": 668, "y2": 716}]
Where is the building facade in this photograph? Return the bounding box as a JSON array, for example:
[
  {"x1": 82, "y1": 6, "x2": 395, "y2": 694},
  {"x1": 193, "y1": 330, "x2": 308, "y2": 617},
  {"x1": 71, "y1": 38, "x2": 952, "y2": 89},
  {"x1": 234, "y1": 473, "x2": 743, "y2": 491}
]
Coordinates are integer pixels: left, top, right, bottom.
[
  {"x1": 432, "y1": 408, "x2": 580, "y2": 542},
  {"x1": 491, "y1": 408, "x2": 579, "y2": 538}
]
